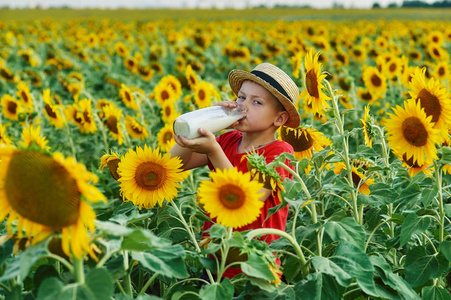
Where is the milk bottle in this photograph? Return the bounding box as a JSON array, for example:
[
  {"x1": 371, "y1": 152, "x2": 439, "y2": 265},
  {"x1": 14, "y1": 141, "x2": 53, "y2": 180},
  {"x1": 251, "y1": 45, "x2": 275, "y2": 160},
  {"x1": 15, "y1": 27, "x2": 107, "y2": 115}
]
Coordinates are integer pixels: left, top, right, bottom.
[{"x1": 173, "y1": 104, "x2": 247, "y2": 139}]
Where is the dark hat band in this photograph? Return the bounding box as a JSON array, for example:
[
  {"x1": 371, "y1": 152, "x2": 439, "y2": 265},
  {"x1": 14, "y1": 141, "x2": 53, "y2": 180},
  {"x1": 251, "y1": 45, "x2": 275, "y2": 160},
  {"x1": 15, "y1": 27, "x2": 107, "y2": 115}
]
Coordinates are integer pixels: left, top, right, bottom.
[{"x1": 251, "y1": 70, "x2": 293, "y2": 102}]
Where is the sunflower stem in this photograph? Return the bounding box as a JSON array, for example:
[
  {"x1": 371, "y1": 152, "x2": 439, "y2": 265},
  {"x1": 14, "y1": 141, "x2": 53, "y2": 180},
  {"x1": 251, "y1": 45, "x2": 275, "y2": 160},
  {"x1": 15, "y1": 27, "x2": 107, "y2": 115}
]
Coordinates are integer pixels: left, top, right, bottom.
[
  {"x1": 434, "y1": 160, "x2": 445, "y2": 244},
  {"x1": 44, "y1": 254, "x2": 74, "y2": 273},
  {"x1": 247, "y1": 228, "x2": 308, "y2": 278},
  {"x1": 217, "y1": 227, "x2": 233, "y2": 279},
  {"x1": 170, "y1": 200, "x2": 215, "y2": 284},
  {"x1": 122, "y1": 251, "x2": 133, "y2": 296},
  {"x1": 73, "y1": 256, "x2": 85, "y2": 284},
  {"x1": 138, "y1": 273, "x2": 159, "y2": 296}
]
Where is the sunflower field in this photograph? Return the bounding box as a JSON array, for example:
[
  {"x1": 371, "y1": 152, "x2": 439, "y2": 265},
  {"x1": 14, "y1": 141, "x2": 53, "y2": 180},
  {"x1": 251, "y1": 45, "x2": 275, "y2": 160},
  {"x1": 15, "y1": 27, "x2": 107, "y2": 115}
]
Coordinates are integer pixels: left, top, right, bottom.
[{"x1": 1, "y1": 7, "x2": 451, "y2": 300}]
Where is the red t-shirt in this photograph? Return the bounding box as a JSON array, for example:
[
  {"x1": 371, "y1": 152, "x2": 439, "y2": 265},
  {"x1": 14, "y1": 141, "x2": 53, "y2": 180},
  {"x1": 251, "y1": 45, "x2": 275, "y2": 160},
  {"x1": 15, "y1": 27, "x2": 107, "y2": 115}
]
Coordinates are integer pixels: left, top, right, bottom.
[{"x1": 203, "y1": 130, "x2": 294, "y2": 278}]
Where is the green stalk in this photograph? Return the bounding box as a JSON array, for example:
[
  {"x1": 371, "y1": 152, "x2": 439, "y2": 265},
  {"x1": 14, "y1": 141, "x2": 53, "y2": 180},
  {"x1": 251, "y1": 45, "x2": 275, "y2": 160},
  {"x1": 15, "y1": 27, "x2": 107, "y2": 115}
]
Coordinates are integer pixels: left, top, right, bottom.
[
  {"x1": 279, "y1": 162, "x2": 321, "y2": 255},
  {"x1": 123, "y1": 251, "x2": 133, "y2": 296},
  {"x1": 247, "y1": 228, "x2": 308, "y2": 278},
  {"x1": 138, "y1": 273, "x2": 159, "y2": 296},
  {"x1": 216, "y1": 227, "x2": 233, "y2": 279},
  {"x1": 170, "y1": 200, "x2": 215, "y2": 283},
  {"x1": 434, "y1": 161, "x2": 445, "y2": 243},
  {"x1": 325, "y1": 79, "x2": 361, "y2": 225},
  {"x1": 73, "y1": 257, "x2": 85, "y2": 284}
]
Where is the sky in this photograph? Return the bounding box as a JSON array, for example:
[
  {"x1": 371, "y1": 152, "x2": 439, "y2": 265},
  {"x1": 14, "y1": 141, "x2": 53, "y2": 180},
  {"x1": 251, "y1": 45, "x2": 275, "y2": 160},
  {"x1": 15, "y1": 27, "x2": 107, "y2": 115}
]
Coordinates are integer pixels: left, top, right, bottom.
[{"x1": 0, "y1": 0, "x2": 436, "y2": 10}]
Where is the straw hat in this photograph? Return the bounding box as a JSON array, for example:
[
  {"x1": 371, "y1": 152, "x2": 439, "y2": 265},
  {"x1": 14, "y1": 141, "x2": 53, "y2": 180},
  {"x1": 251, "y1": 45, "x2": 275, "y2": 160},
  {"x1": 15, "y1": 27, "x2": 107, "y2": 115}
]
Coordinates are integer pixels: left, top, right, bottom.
[{"x1": 228, "y1": 63, "x2": 300, "y2": 128}]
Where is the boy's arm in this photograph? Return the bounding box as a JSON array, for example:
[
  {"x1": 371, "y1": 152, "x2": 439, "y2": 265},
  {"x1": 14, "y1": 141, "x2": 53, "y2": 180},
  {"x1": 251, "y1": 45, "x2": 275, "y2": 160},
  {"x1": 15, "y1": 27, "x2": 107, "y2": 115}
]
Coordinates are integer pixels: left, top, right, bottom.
[{"x1": 169, "y1": 128, "x2": 233, "y2": 171}]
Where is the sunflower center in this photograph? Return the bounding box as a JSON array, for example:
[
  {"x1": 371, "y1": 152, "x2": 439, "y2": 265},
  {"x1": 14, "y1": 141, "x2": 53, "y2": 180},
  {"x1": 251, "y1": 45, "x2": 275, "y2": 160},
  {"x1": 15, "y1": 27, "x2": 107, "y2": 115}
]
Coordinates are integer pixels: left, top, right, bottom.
[
  {"x1": 198, "y1": 89, "x2": 206, "y2": 101},
  {"x1": 361, "y1": 91, "x2": 373, "y2": 101},
  {"x1": 107, "y1": 158, "x2": 121, "y2": 180},
  {"x1": 351, "y1": 171, "x2": 362, "y2": 188},
  {"x1": 21, "y1": 91, "x2": 30, "y2": 103},
  {"x1": 438, "y1": 67, "x2": 445, "y2": 76},
  {"x1": 106, "y1": 115, "x2": 118, "y2": 134},
  {"x1": 125, "y1": 91, "x2": 132, "y2": 102},
  {"x1": 402, "y1": 116, "x2": 428, "y2": 146},
  {"x1": 219, "y1": 184, "x2": 246, "y2": 209},
  {"x1": 161, "y1": 90, "x2": 170, "y2": 101},
  {"x1": 370, "y1": 74, "x2": 382, "y2": 87},
  {"x1": 135, "y1": 162, "x2": 167, "y2": 189},
  {"x1": 45, "y1": 103, "x2": 57, "y2": 118},
  {"x1": 306, "y1": 69, "x2": 319, "y2": 98},
  {"x1": 417, "y1": 88, "x2": 441, "y2": 123},
  {"x1": 4, "y1": 151, "x2": 80, "y2": 228},
  {"x1": 164, "y1": 132, "x2": 172, "y2": 142},
  {"x1": 7, "y1": 100, "x2": 17, "y2": 114}
]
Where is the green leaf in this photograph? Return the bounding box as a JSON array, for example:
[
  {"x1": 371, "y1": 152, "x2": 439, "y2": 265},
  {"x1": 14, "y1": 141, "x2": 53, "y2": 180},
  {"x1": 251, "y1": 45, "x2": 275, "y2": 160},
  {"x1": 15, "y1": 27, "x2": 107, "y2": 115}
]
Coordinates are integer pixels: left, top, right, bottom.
[
  {"x1": 444, "y1": 204, "x2": 451, "y2": 218},
  {"x1": 85, "y1": 268, "x2": 114, "y2": 300},
  {"x1": 294, "y1": 272, "x2": 344, "y2": 300},
  {"x1": 439, "y1": 241, "x2": 451, "y2": 262},
  {"x1": 439, "y1": 146, "x2": 451, "y2": 165},
  {"x1": 370, "y1": 255, "x2": 420, "y2": 300},
  {"x1": 132, "y1": 250, "x2": 188, "y2": 279},
  {"x1": 241, "y1": 253, "x2": 275, "y2": 281},
  {"x1": 36, "y1": 277, "x2": 64, "y2": 300},
  {"x1": 332, "y1": 242, "x2": 378, "y2": 297},
  {"x1": 420, "y1": 185, "x2": 439, "y2": 207},
  {"x1": 95, "y1": 220, "x2": 133, "y2": 236},
  {"x1": 404, "y1": 246, "x2": 449, "y2": 287},
  {"x1": 312, "y1": 256, "x2": 352, "y2": 287},
  {"x1": 199, "y1": 278, "x2": 234, "y2": 300},
  {"x1": 283, "y1": 256, "x2": 302, "y2": 283},
  {"x1": 400, "y1": 213, "x2": 432, "y2": 247},
  {"x1": 324, "y1": 217, "x2": 366, "y2": 250},
  {"x1": 422, "y1": 285, "x2": 451, "y2": 300}
]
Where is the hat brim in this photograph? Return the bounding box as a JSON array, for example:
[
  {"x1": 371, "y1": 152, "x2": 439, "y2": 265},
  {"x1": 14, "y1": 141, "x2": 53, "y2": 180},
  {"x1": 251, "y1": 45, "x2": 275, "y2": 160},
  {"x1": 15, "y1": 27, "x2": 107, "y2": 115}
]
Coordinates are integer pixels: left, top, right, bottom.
[{"x1": 228, "y1": 69, "x2": 300, "y2": 128}]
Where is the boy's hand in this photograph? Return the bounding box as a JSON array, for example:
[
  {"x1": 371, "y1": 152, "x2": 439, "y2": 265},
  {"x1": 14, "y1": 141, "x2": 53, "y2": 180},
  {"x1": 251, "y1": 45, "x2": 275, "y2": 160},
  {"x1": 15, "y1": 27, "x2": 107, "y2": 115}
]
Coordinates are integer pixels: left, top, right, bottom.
[{"x1": 175, "y1": 128, "x2": 220, "y2": 156}]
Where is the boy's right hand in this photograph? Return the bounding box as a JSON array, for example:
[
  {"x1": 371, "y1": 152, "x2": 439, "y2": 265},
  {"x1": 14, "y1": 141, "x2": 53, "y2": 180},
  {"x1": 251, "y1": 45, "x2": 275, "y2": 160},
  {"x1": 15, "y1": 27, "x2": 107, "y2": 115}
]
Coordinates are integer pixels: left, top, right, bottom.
[{"x1": 175, "y1": 128, "x2": 221, "y2": 157}]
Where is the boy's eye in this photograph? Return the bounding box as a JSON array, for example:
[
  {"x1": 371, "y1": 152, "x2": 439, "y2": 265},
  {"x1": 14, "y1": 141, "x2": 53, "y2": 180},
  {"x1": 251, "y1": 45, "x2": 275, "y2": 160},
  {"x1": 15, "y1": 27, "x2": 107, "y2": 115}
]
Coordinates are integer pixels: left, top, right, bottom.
[{"x1": 254, "y1": 100, "x2": 262, "y2": 105}]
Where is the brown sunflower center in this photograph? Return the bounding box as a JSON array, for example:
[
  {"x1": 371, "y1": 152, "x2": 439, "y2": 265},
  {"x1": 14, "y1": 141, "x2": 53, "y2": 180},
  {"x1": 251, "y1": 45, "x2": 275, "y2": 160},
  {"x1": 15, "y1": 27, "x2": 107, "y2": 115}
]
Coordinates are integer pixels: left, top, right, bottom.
[
  {"x1": 282, "y1": 129, "x2": 314, "y2": 152},
  {"x1": 21, "y1": 91, "x2": 30, "y2": 103},
  {"x1": 370, "y1": 74, "x2": 382, "y2": 87},
  {"x1": 402, "y1": 153, "x2": 420, "y2": 168},
  {"x1": 105, "y1": 115, "x2": 118, "y2": 134},
  {"x1": 351, "y1": 171, "x2": 362, "y2": 188},
  {"x1": 306, "y1": 69, "x2": 319, "y2": 98},
  {"x1": 161, "y1": 90, "x2": 170, "y2": 101},
  {"x1": 163, "y1": 132, "x2": 172, "y2": 142},
  {"x1": 417, "y1": 88, "x2": 441, "y2": 123},
  {"x1": 198, "y1": 89, "x2": 206, "y2": 101},
  {"x1": 124, "y1": 91, "x2": 132, "y2": 102},
  {"x1": 7, "y1": 100, "x2": 18, "y2": 114},
  {"x1": 361, "y1": 91, "x2": 373, "y2": 101},
  {"x1": 107, "y1": 158, "x2": 121, "y2": 180},
  {"x1": 4, "y1": 151, "x2": 80, "y2": 228},
  {"x1": 219, "y1": 184, "x2": 245, "y2": 209},
  {"x1": 135, "y1": 162, "x2": 167, "y2": 190},
  {"x1": 45, "y1": 103, "x2": 57, "y2": 118},
  {"x1": 438, "y1": 67, "x2": 445, "y2": 76},
  {"x1": 402, "y1": 116, "x2": 428, "y2": 146}
]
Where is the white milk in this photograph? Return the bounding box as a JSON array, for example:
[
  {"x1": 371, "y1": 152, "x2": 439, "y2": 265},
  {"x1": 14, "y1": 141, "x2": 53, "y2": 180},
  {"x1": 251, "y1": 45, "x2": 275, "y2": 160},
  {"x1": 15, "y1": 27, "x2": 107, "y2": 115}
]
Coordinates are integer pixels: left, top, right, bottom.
[{"x1": 173, "y1": 104, "x2": 246, "y2": 139}]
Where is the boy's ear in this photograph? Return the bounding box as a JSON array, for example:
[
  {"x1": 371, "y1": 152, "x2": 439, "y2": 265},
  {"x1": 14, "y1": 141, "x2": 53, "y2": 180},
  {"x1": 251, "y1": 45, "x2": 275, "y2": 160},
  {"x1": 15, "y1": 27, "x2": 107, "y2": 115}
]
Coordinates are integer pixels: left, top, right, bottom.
[{"x1": 274, "y1": 111, "x2": 289, "y2": 126}]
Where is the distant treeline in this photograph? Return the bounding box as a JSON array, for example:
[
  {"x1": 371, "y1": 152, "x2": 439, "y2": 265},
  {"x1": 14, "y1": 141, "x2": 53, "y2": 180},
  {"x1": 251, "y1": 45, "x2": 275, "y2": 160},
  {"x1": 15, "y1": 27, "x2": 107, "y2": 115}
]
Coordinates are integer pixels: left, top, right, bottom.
[{"x1": 272, "y1": 0, "x2": 451, "y2": 8}]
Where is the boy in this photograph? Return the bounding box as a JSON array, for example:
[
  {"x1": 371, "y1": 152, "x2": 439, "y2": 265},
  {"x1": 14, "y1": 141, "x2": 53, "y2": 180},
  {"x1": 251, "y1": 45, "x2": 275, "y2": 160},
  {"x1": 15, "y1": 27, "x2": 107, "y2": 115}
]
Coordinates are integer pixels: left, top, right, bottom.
[{"x1": 169, "y1": 63, "x2": 300, "y2": 278}]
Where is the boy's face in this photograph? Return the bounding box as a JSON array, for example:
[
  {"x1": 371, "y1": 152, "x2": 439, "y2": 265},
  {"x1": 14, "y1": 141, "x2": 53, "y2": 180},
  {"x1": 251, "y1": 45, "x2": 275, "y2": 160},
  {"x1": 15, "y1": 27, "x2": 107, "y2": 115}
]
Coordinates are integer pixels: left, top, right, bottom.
[{"x1": 234, "y1": 80, "x2": 286, "y2": 132}]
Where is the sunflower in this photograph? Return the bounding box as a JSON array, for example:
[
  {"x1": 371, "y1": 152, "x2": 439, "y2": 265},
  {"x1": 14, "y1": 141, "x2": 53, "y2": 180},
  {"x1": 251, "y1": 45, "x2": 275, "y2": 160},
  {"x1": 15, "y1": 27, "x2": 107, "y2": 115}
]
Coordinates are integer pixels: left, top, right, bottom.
[
  {"x1": 99, "y1": 152, "x2": 121, "y2": 180},
  {"x1": 278, "y1": 126, "x2": 331, "y2": 161},
  {"x1": 118, "y1": 145, "x2": 189, "y2": 209},
  {"x1": 427, "y1": 45, "x2": 449, "y2": 62},
  {"x1": 362, "y1": 65, "x2": 387, "y2": 97},
  {"x1": 299, "y1": 49, "x2": 331, "y2": 117},
  {"x1": 360, "y1": 106, "x2": 375, "y2": 148},
  {"x1": 431, "y1": 61, "x2": 450, "y2": 83},
  {"x1": 137, "y1": 65, "x2": 154, "y2": 82},
  {"x1": 185, "y1": 64, "x2": 199, "y2": 89},
  {"x1": 394, "y1": 149, "x2": 433, "y2": 177},
  {"x1": 1, "y1": 94, "x2": 23, "y2": 121},
  {"x1": 357, "y1": 87, "x2": 378, "y2": 105},
  {"x1": 0, "y1": 146, "x2": 106, "y2": 259},
  {"x1": 20, "y1": 125, "x2": 50, "y2": 151},
  {"x1": 427, "y1": 30, "x2": 445, "y2": 46},
  {"x1": 408, "y1": 67, "x2": 451, "y2": 141},
  {"x1": 157, "y1": 123, "x2": 176, "y2": 153},
  {"x1": 119, "y1": 84, "x2": 139, "y2": 111},
  {"x1": 385, "y1": 99, "x2": 440, "y2": 166},
  {"x1": 16, "y1": 81, "x2": 34, "y2": 110},
  {"x1": 102, "y1": 105, "x2": 124, "y2": 145},
  {"x1": 0, "y1": 123, "x2": 12, "y2": 145},
  {"x1": 198, "y1": 168, "x2": 264, "y2": 229},
  {"x1": 159, "y1": 74, "x2": 183, "y2": 101},
  {"x1": 42, "y1": 89, "x2": 66, "y2": 129},
  {"x1": 350, "y1": 45, "x2": 367, "y2": 62},
  {"x1": 153, "y1": 81, "x2": 177, "y2": 107},
  {"x1": 66, "y1": 82, "x2": 82, "y2": 99},
  {"x1": 193, "y1": 81, "x2": 214, "y2": 109},
  {"x1": 333, "y1": 161, "x2": 375, "y2": 195},
  {"x1": 291, "y1": 51, "x2": 303, "y2": 79},
  {"x1": 160, "y1": 102, "x2": 180, "y2": 124},
  {"x1": 114, "y1": 41, "x2": 130, "y2": 57},
  {"x1": 0, "y1": 64, "x2": 17, "y2": 82},
  {"x1": 65, "y1": 98, "x2": 97, "y2": 134},
  {"x1": 124, "y1": 56, "x2": 138, "y2": 73},
  {"x1": 125, "y1": 115, "x2": 149, "y2": 140}
]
